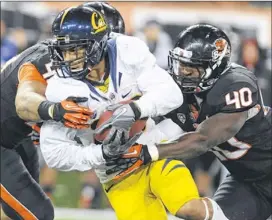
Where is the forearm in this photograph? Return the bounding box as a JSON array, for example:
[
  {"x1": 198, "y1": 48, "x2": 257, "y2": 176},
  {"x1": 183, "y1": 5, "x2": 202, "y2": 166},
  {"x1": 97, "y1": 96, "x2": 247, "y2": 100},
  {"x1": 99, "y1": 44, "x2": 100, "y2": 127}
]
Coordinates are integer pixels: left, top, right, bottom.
[
  {"x1": 157, "y1": 112, "x2": 247, "y2": 160},
  {"x1": 16, "y1": 91, "x2": 46, "y2": 121},
  {"x1": 40, "y1": 121, "x2": 105, "y2": 172},
  {"x1": 41, "y1": 143, "x2": 103, "y2": 172},
  {"x1": 16, "y1": 80, "x2": 47, "y2": 121},
  {"x1": 157, "y1": 132, "x2": 209, "y2": 160}
]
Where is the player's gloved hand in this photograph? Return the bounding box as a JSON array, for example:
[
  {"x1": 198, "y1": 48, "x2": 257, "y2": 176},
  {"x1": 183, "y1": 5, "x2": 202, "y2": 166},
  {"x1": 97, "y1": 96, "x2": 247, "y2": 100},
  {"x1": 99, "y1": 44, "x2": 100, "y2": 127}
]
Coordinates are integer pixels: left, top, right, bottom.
[
  {"x1": 105, "y1": 143, "x2": 159, "y2": 180},
  {"x1": 94, "y1": 102, "x2": 141, "y2": 143},
  {"x1": 38, "y1": 96, "x2": 94, "y2": 129},
  {"x1": 102, "y1": 132, "x2": 142, "y2": 160},
  {"x1": 102, "y1": 127, "x2": 129, "y2": 150}
]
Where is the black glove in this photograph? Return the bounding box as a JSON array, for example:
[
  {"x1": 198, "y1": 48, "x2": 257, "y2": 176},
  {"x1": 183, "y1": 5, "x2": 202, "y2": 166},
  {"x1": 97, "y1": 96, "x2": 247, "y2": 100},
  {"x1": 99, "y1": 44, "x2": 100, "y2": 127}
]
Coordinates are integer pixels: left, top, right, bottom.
[{"x1": 102, "y1": 132, "x2": 142, "y2": 160}]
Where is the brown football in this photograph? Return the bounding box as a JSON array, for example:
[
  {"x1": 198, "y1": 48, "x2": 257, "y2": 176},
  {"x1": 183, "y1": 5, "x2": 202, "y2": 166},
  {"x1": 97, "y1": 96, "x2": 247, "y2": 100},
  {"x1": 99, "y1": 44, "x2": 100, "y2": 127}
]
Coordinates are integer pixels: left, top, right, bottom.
[{"x1": 94, "y1": 99, "x2": 146, "y2": 142}]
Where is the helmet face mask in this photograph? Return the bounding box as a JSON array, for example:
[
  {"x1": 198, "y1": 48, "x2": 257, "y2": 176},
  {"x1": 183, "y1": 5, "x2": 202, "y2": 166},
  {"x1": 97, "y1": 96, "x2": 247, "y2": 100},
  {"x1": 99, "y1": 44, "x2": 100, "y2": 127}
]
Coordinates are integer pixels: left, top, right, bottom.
[
  {"x1": 168, "y1": 24, "x2": 231, "y2": 94},
  {"x1": 50, "y1": 36, "x2": 107, "y2": 80},
  {"x1": 49, "y1": 7, "x2": 110, "y2": 80},
  {"x1": 169, "y1": 47, "x2": 210, "y2": 93},
  {"x1": 173, "y1": 62, "x2": 206, "y2": 93}
]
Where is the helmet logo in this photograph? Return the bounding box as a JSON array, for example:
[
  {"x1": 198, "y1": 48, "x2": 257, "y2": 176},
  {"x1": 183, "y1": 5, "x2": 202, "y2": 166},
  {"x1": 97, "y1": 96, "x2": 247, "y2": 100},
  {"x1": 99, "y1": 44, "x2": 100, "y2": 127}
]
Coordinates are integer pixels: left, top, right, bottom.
[
  {"x1": 215, "y1": 38, "x2": 227, "y2": 52},
  {"x1": 91, "y1": 12, "x2": 107, "y2": 34},
  {"x1": 212, "y1": 38, "x2": 230, "y2": 61}
]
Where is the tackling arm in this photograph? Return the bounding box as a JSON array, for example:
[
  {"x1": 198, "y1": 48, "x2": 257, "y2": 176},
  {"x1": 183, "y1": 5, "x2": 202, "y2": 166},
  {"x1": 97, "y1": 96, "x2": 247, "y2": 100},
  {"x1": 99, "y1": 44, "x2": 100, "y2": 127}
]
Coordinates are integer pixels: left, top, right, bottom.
[
  {"x1": 15, "y1": 63, "x2": 48, "y2": 121},
  {"x1": 15, "y1": 63, "x2": 93, "y2": 127},
  {"x1": 157, "y1": 111, "x2": 248, "y2": 160},
  {"x1": 16, "y1": 80, "x2": 47, "y2": 121}
]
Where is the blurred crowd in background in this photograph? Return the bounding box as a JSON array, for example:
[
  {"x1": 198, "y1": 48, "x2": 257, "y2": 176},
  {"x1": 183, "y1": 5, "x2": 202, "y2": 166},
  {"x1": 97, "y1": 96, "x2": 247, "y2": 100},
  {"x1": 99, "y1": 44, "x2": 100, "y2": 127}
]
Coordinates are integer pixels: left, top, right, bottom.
[{"x1": 1, "y1": 1, "x2": 271, "y2": 211}]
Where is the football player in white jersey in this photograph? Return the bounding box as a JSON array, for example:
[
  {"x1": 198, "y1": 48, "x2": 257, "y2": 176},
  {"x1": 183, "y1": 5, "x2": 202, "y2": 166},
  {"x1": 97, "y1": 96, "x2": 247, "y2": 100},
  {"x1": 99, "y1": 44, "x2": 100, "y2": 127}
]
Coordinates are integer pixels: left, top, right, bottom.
[
  {"x1": 39, "y1": 6, "x2": 227, "y2": 220},
  {"x1": 78, "y1": 1, "x2": 127, "y2": 208},
  {"x1": 34, "y1": 2, "x2": 127, "y2": 209}
]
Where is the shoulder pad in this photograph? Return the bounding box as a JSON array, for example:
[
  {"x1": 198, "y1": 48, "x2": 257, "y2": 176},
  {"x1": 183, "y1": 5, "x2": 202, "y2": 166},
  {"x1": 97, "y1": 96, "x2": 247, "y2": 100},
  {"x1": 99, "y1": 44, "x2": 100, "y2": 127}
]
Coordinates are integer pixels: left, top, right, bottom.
[
  {"x1": 207, "y1": 66, "x2": 259, "y2": 113},
  {"x1": 29, "y1": 43, "x2": 52, "y2": 78},
  {"x1": 2, "y1": 42, "x2": 50, "y2": 81},
  {"x1": 115, "y1": 35, "x2": 152, "y2": 66}
]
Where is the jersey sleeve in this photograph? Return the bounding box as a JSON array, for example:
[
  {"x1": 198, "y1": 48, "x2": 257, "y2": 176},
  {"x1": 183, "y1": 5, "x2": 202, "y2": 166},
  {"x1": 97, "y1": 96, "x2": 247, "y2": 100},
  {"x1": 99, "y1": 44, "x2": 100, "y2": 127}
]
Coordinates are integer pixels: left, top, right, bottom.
[
  {"x1": 40, "y1": 121, "x2": 105, "y2": 172},
  {"x1": 137, "y1": 118, "x2": 184, "y2": 145},
  {"x1": 207, "y1": 73, "x2": 259, "y2": 113},
  {"x1": 117, "y1": 35, "x2": 184, "y2": 118},
  {"x1": 18, "y1": 63, "x2": 47, "y2": 85}
]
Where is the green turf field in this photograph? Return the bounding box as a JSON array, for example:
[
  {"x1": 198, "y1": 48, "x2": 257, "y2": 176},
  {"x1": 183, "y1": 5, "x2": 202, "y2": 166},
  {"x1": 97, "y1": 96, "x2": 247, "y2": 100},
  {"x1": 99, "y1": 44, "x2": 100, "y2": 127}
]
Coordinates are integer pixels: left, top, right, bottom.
[
  {"x1": 52, "y1": 171, "x2": 108, "y2": 208},
  {"x1": 53, "y1": 171, "x2": 81, "y2": 207}
]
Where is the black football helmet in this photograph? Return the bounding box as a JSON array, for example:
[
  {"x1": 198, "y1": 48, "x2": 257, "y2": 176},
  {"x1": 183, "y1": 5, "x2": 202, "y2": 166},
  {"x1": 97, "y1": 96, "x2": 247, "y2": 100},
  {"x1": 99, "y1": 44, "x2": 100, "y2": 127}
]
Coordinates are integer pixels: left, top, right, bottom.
[
  {"x1": 48, "y1": 6, "x2": 110, "y2": 80},
  {"x1": 81, "y1": 2, "x2": 125, "y2": 34},
  {"x1": 168, "y1": 24, "x2": 231, "y2": 93}
]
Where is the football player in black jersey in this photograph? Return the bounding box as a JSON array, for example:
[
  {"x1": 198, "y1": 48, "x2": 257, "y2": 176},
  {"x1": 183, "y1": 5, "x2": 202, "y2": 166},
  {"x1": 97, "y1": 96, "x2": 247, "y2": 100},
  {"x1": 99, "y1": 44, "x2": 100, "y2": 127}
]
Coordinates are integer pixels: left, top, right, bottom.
[
  {"x1": 1, "y1": 40, "x2": 93, "y2": 219},
  {"x1": 110, "y1": 24, "x2": 272, "y2": 220}
]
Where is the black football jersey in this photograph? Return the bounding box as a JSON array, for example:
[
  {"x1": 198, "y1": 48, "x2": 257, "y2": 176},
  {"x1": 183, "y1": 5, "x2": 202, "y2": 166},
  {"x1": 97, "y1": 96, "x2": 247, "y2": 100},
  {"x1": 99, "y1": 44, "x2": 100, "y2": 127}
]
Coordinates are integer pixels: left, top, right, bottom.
[
  {"x1": 167, "y1": 63, "x2": 272, "y2": 181},
  {"x1": 1, "y1": 40, "x2": 53, "y2": 149}
]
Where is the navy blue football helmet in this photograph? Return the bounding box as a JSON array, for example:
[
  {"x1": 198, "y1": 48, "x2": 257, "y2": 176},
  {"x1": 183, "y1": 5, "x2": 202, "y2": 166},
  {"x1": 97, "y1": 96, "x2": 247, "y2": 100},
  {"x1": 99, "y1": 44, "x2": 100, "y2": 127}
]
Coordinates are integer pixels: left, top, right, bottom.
[
  {"x1": 168, "y1": 24, "x2": 231, "y2": 93},
  {"x1": 81, "y1": 2, "x2": 125, "y2": 34},
  {"x1": 49, "y1": 6, "x2": 110, "y2": 79}
]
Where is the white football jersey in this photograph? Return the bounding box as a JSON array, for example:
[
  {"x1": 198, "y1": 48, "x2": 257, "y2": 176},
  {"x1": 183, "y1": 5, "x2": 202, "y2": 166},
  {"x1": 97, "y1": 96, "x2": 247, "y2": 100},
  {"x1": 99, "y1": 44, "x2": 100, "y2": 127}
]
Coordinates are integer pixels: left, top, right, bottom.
[{"x1": 40, "y1": 35, "x2": 183, "y2": 183}]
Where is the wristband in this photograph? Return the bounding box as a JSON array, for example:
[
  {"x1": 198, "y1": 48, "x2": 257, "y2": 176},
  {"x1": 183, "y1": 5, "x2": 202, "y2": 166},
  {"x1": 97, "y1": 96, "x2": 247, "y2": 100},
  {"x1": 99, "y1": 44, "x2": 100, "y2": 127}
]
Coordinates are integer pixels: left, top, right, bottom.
[
  {"x1": 38, "y1": 101, "x2": 54, "y2": 120},
  {"x1": 147, "y1": 144, "x2": 159, "y2": 161}
]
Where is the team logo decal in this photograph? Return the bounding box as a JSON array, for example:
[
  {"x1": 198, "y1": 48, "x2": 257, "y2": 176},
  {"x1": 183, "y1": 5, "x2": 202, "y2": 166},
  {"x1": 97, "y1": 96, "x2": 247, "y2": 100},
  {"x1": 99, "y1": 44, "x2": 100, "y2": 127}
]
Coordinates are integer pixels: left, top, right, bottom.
[
  {"x1": 177, "y1": 113, "x2": 186, "y2": 124},
  {"x1": 91, "y1": 12, "x2": 107, "y2": 34},
  {"x1": 212, "y1": 38, "x2": 230, "y2": 60}
]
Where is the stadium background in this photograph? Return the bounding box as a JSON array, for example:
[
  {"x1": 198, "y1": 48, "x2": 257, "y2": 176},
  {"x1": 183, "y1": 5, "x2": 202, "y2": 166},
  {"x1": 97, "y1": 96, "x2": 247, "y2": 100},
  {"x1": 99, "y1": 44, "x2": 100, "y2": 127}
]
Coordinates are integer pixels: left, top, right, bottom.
[{"x1": 1, "y1": 1, "x2": 271, "y2": 220}]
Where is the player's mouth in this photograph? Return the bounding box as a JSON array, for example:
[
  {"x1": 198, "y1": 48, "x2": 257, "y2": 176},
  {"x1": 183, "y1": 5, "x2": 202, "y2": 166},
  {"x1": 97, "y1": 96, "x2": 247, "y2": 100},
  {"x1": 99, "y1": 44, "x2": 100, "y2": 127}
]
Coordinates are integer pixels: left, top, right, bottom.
[{"x1": 70, "y1": 66, "x2": 84, "y2": 72}]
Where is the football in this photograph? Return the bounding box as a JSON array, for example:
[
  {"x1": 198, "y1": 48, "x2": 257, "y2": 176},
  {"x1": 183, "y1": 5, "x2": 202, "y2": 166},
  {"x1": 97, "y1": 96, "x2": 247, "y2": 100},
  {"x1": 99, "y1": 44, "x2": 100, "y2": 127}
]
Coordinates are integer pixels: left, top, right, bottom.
[{"x1": 94, "y1": 100, "x2": 146, "y2": 142}]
